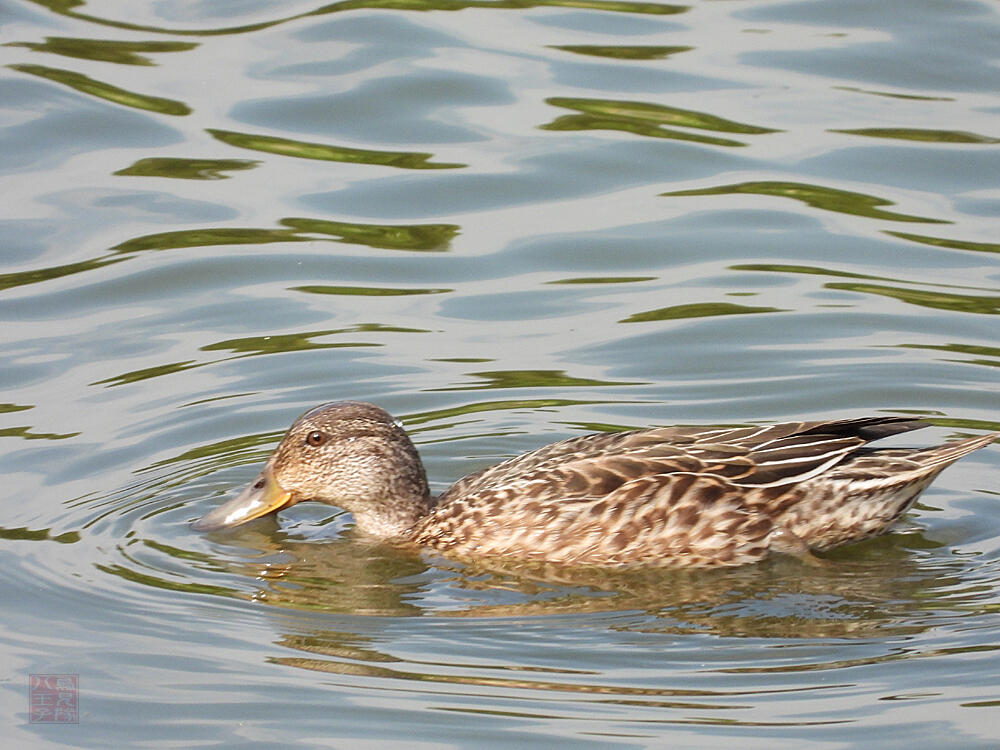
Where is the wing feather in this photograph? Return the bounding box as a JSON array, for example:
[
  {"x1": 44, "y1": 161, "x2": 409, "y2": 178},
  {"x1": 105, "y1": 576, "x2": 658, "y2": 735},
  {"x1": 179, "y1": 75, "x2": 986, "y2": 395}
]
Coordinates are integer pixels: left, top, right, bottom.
[{"x1": 438, "y1": 416, "x2": 928, "y2": 501}]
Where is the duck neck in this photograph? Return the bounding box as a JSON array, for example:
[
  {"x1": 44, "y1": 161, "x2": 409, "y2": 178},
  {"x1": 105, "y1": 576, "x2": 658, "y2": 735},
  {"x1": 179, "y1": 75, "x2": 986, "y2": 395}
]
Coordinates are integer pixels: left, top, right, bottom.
[
  {"x1": 350, "y1": 466, "x2": 433, "y2": 539},
  {"x1": 353, "y1": 496, "x2": 431, "y2": 538}
]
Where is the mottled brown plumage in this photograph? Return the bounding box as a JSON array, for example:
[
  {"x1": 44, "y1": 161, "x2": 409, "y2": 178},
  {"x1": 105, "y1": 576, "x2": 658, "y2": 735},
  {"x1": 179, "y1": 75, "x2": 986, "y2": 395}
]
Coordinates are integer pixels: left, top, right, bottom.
[{"x1": 193, "y1": 401, "x2": 996, "y2": 567}]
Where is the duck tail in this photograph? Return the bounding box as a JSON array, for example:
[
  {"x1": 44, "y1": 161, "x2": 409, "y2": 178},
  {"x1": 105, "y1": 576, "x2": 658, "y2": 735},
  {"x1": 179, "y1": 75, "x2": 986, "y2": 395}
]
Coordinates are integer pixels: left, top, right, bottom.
[{"x1": 912, "y1": 431, "x2": 998, "y2": 469}]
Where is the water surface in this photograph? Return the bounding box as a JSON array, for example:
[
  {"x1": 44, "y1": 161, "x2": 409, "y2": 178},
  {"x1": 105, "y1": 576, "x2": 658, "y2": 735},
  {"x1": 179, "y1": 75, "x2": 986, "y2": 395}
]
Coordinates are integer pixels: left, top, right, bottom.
[{"x1": 2, "y1": 0, "x2": 999, "y2": 746}]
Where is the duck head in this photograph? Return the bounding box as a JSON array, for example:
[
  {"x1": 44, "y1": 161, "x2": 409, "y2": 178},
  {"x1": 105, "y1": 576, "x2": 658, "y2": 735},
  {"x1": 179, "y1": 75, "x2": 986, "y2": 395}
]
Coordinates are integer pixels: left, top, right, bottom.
[{"x1": 192, "y1": 401, "x2": 431, "y2": 536}]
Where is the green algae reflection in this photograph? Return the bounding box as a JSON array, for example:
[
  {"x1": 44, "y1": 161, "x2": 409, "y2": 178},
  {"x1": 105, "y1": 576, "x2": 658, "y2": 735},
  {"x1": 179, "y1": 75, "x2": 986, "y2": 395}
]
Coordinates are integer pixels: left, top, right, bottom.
[
  {"x1": 731, "y1": 263, "x2": 899, "y2": 283},
  {"x1": 280, "y1": 218, "x2": 458, "y2": 252},
  {"x1": 0, "y1": 526, "x2": 80, "y2": 544},
  {"x1": 831, "y1": 128, "x2": 1000, "y2": 145},
  {"x1": 664, "y1": 181, "x2": 950, "y2": 224},
  {"x1": 732, "y1": 265, "x2": 1000, "y2": 315},
  {"x1": 9, "y1": 64, "x2": 190, "y2": 115},
  {"x1": 332, "y1": 0, "x2": 688, "y2": 13},
  {"x1": 885, "y1": 231, "x2": 1000, "y2": 255},
  {"x1": 26, "y1": 0, "x2": 686, "y2": 38},
  {"x1": 550, "y1": 45, "x2": 693, "y2": 60},
  {"x1": 200, "y1": 331, "x2": 382, "y2": 356},
  {"x1": 144, "y1": 430, "x2": 283, "y2": 471},
  {"x1": 620, "y1": 302, "x2": 785, "y2": 324},
  {"x1": 542, "y1": 98, "x2": 778, "y2": 147},
  {"x1": 834, "y1": 86, "x2": 954, "y2": 103},
  {"x1": 110, "y1": 227, "x2": 307, "y2": 253},
  {"x1": 292, "y1": 285, "x2": 451, "y2": 297},
  {"x1": 547, "y1": 276, "x2": 656, "y2": 285},
  {"x1": 115, "y1": 157, "x2": 258, "y2": 180},
  {"x1": 92, "y1": 325, "x2": 430, "y2": 388},
  {"x1": 1, "y1": 231, "x2": 301, "y2": 293},
  {"x1": 207, "y1": 129, "x2": 464, "y2": 170},
  {"x1": 434, "y1": 369, "x2": 644, "y2": 390},
  {"x1": 0, "y1": 425, "x2": 81, "y2": 440},
  {"x1": 402, "y1": 399, "x2": 613, "y2": 427},
  {"x1": 824, "y1": 283, "x2": 1000, "y2": 315},
  {"x1": 732, "y1": 263, "x2": 998, "y2": 294},
  {"x1": 91, "y1": 361, "x2": 202, "y2": 388},
  {"x1": 5, "y1": 37, "x2": 197, "y2": 65},
  {"x1": 113, "y1": 221, "x2": 457, "y2": 254},
  {"x1": 0, "y1": 404, "x2": 33, "y2": 415},
  {"x1": 0, "y1": 220, "x2": 458, "y2": 295},
  {"x1": 0, "y1": 256, "x2": 127, "y2": 293}
]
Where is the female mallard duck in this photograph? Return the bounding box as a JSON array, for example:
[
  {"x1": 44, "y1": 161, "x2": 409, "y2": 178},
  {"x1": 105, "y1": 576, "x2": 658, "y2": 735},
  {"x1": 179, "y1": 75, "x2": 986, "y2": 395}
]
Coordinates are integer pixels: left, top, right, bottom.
[{"x1": 193, "y1": 401, "x2": 996, "y2": 567}]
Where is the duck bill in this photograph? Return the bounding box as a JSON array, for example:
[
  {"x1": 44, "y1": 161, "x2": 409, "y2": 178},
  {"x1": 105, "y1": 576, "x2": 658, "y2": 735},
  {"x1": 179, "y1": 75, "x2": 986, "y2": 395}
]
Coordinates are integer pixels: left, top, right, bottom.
[{"x1": 192, "y1": 466, "x2": 293, "y2": 531}]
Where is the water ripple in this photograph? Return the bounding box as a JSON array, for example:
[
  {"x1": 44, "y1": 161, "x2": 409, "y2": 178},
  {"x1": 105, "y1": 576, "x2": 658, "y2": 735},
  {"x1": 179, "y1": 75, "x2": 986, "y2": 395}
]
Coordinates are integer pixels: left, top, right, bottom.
[{"x1": 3, "y1": 0, "x2": 999, "y2": 744}]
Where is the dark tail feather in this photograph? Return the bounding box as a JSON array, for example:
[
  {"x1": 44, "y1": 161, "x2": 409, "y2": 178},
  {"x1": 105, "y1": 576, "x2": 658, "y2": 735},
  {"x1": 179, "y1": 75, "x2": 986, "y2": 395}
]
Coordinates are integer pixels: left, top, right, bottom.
[{"x1": 801, "y1": 416, "x2": 929, "y2": 442}]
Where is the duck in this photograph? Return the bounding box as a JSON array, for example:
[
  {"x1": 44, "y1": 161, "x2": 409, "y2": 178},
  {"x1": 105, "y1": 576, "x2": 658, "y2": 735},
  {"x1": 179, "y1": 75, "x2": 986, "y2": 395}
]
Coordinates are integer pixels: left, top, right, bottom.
[{"x1": 192, "y1": 401, "x2": 996, "y2": 567}]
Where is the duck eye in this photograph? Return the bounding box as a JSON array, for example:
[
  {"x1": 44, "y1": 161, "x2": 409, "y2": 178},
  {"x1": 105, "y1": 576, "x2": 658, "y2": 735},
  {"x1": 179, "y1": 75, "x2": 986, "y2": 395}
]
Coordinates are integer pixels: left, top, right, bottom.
[{"x1": 305, "y1": 430, "x2": 326, "y2": 447}]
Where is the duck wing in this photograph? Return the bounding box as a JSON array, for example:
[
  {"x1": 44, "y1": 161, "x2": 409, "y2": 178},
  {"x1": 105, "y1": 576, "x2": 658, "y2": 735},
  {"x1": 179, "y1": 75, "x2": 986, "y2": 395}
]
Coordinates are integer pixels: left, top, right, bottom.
[{"x1": 439, "y1": 416, "x2": 928, "y2": 503}]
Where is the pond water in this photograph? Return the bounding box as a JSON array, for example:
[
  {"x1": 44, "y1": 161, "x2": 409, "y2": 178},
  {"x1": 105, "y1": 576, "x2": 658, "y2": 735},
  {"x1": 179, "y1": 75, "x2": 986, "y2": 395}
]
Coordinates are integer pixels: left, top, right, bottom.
[{"x1": 2, "y1": 0, "x2": 999, "y2": 746}]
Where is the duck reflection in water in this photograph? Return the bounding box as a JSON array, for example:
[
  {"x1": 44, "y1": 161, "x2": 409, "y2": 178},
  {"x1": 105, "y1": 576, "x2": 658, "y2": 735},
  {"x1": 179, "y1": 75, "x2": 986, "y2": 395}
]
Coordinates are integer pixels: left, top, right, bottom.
[{"x1": 221, "y1": 522, "x2": 971, "y2": 639}]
